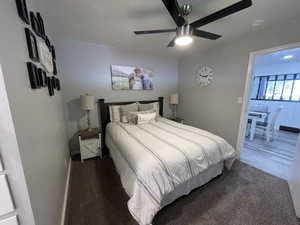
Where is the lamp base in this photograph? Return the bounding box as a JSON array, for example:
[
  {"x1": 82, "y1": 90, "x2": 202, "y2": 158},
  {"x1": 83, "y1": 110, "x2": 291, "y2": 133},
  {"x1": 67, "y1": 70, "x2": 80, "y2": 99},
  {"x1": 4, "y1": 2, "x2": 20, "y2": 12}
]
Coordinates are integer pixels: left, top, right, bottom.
[{"x1": 172, "y1": 104, "x2": 177, "y2": 117}]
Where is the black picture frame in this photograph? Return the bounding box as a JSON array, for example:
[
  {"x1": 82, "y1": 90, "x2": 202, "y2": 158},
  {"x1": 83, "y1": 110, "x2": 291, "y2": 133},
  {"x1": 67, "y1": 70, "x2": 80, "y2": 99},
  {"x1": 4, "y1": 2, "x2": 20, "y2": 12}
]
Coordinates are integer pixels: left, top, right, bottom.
[
  {"x1": 37, "y1": 68, "x2": 47, "y2": 87},
  {"x1": 30, "y1": 12, "x2": 41, "y2": 37},
  {"x1": 51, "y1": 45, "x2": 56, "y2": 60},
  {"x1": 36, "y1": 12, "x2": 46, "y2": 39},
  {"x1": 55, "y1": 78, "x2": 61, "y2": 91},
  {"x1": 27, "y1": 62, "x2": 38, "y2": 89},
  {"x1": 25, "y1": 28, "x2": 39, "y2": 62},
  {"x1": 15, "y1": 0, "x2": 30, "y2": 24},
  {"x1": 51, "y1": 76, "x2": 56, "y2": 89},
  {"x1": 45, "y1": 36, "x2": 51, "y2": 48},
  {"x1": 35, "y1": 66, "x2": 41, "y2": 88},
  {"x1": 43, "y1": 71, "x2": 47, "y2": 87},
  {"x1": 53, "y1": 59, "x2": 57, "y2": 75},
  {"x1": 47, "y1": 77, "x2": 54, "y2": 96}
]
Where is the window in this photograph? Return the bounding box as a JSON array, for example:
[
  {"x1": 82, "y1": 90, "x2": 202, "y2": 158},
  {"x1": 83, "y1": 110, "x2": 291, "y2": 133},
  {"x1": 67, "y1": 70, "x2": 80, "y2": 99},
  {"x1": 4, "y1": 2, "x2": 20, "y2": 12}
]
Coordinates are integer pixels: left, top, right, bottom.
[{"x1": 252, "y1": 74, "x2": 300, "y2": 102}]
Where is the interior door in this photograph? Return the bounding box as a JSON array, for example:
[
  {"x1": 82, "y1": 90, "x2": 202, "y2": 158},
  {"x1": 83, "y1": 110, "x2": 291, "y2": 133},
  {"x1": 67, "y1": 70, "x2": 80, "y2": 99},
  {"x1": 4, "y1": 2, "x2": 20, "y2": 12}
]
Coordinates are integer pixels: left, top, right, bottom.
[
  {"x1": 289, "y1": 134, "x2": 300, "y2": 218},
  {"x1": 0, "y1": 65, "x2": 19, "y2": 225},
  {"x1": 0, "y1": 157, "x2": 18, "y2": 225}
]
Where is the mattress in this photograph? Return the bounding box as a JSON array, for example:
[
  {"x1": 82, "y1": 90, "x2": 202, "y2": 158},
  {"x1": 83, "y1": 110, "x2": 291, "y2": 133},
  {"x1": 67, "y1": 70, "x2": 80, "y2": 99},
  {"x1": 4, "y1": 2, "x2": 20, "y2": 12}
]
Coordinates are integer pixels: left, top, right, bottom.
[{"x1": 106, "y1": 117, "x2": 236, "y2": 225}]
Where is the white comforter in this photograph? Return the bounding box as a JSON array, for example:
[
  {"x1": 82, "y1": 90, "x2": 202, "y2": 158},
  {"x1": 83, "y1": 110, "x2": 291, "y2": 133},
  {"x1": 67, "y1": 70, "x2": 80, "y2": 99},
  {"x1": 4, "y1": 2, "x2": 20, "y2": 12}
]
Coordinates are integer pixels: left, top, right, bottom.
[{"x1": 106, "y1": 117, "x2": 236, "y2": 225}]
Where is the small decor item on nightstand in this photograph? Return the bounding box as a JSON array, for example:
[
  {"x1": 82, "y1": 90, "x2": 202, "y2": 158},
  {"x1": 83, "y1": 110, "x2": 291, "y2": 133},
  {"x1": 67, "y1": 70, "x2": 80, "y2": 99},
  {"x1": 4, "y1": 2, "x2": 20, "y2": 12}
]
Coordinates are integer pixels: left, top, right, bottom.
[
  {"x1": 170, "y1": 93, "x2": 179, "y2": 117},
  {"x1": 80, "y1": 94, "x2": 95, "y2": 131}
]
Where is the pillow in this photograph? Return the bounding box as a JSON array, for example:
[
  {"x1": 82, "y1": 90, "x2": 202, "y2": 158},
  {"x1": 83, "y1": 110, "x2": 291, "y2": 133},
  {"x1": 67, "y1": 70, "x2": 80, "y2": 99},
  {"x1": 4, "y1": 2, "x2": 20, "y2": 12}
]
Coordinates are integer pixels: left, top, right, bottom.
[
  {"x1": 109, "y1": 105, "x2": 121, "y2": 122},
  {"x1": 138, "y1": 103, "x2": 154, "y2": 111},
  {"x1": 128, "y1": 109, "x2": 155, "y2": 123},
  {"x1": 139, "y1": 102, "x2": 160, "y2": 117},
  {"x1": 135, "y1": 111, "x2": 157, "y2": 124},
  {"x1": 120, "y1": 103, "x2": 138, "y2": 122}
]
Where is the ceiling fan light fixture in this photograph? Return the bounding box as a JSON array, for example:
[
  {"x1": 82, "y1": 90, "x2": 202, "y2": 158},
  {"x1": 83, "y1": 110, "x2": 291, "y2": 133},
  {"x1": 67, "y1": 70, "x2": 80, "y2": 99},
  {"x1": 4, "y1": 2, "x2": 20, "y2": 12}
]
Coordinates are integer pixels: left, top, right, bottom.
[
  {"x1": 175, "y1": 35, "x2": 193, "y2": 46},
  {"x1": 175, "y1": 24, "x2": 193, "y2": 46}
]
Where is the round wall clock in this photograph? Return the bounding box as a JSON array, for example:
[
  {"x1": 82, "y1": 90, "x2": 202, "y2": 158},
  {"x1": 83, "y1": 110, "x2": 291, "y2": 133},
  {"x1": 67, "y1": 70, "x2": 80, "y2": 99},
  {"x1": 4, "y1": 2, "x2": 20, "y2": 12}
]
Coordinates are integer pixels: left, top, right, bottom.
[{"x1": 195, "y1": 66, "x2": 214, "y2": 86}]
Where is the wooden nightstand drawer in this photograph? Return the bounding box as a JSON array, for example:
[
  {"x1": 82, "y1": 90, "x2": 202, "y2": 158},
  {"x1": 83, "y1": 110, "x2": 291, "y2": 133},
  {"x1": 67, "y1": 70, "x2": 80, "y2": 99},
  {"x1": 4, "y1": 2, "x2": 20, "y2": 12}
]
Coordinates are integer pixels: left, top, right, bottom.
[
  {"x1": 80, "y1": 138, "x2": 101, "y2": 160},
  {"x1": 79, "y1": 129, "x2": 102, "y2": 162}
]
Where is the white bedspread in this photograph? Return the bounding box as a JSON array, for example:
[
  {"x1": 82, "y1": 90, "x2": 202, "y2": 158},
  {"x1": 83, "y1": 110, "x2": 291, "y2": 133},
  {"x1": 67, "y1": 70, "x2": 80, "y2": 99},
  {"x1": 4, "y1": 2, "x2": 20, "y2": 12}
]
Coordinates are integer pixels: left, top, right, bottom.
[{"x1": 106, "y1": 117, "x2": 236, "y2": 225}]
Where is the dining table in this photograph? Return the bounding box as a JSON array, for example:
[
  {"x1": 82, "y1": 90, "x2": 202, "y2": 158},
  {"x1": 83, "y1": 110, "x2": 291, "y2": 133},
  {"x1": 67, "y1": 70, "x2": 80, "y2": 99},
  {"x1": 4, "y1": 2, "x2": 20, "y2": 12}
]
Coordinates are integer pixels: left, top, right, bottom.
[{"x1": 248, "y1": 111, "x2": 270, "y2": 141}]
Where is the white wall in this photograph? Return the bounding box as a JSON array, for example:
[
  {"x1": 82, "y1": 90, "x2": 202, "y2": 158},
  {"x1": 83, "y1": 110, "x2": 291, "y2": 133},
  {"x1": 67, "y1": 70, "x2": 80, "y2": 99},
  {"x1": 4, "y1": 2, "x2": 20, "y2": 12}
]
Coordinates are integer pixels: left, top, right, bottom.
[
  {"x1": 178, "y1": 20, "x2": 300, "y2": 147},
  {"x1": 57, "y1": 40, "x2": 179, "y2": 138},
  {"x1": 0, "y1": 1, "x2": 69, "y2": 225}
]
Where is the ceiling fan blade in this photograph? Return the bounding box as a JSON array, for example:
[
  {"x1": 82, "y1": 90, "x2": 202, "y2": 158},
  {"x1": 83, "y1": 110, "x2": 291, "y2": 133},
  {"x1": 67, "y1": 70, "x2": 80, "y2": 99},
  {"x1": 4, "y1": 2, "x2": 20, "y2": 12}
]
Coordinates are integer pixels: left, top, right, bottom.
[
  {"x1": 134, "y1": 29, "x2": 176, "y2": 35},
  {"x1": 192, "y1": 29, "x2": 222, "y2": 40},
  {"x1": 167, "y1": 37, "x2": 176, "y2": 47},
  {"x1": 190, "y1": 0, "x2": 252, "y2": 28},
  {"x1": 162, "y1": 0, "x2": 186, "y2": 27}
]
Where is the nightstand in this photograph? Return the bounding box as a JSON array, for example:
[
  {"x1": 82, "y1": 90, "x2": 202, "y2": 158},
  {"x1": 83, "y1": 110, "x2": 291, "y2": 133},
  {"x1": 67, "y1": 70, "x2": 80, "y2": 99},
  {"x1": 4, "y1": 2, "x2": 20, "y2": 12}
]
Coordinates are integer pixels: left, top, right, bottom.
[
  {"x1": 79, "y1": 128, "x2": 101, "y2": 162},
  {"x1": 167, "y1": 117, "x2": 184, "y2": 124}
]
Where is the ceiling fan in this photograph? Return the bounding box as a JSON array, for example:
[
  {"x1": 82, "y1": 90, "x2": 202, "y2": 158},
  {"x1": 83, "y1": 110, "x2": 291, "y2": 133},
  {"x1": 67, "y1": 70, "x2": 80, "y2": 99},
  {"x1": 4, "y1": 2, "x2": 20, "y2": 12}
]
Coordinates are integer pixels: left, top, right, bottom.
[{"x1": 134, "y1": 0, "x2": 252, "y2": 47}]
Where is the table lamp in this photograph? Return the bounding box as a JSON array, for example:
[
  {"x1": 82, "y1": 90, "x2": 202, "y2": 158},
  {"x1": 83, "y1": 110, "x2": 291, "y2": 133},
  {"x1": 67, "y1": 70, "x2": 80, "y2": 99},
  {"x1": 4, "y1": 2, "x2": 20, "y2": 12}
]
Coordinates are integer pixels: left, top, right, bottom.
[
  {"x1": 170, "y1": 93, "x2": 179, "y2": 117},
  {"x1": 80, "y1": 94, "x2": 95, "y2": 131}
]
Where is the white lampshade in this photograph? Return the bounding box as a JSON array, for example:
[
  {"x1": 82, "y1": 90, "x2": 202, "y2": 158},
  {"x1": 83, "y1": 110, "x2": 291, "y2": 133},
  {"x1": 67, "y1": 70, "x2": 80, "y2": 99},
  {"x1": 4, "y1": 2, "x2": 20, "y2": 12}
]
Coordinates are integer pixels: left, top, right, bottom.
[
  {"x1": 170, "y1": 94, "x2": 179, "y2": 105},
  {"x1": 80, "y1": 94, "x2": 95, "y2": 110}
]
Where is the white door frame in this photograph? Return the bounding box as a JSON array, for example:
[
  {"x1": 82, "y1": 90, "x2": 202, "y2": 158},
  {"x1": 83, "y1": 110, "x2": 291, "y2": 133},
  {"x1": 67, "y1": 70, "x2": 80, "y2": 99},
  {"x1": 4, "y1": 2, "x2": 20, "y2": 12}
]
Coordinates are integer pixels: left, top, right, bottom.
[{"x1": 236, "y1": 41, "x2": 300, "y2": 155}]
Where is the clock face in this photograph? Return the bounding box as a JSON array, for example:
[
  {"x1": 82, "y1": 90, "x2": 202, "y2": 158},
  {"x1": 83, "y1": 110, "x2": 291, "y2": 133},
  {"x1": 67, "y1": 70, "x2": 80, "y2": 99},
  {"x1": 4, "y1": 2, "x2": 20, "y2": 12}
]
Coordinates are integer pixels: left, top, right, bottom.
[{"x1": 195, "y1": 66, "x2": 214, "y2": 86}]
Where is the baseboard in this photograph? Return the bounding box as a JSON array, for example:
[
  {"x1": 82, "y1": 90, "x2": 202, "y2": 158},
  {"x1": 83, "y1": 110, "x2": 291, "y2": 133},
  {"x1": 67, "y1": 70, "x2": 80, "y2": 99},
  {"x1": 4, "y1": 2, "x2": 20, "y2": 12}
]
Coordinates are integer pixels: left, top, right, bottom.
[
  {"x1": 279, "y1": 125, "x2": 300, "y2": 133},
  {"x1": 60, "y1": 158, "x2": 72, "y2": 225}
]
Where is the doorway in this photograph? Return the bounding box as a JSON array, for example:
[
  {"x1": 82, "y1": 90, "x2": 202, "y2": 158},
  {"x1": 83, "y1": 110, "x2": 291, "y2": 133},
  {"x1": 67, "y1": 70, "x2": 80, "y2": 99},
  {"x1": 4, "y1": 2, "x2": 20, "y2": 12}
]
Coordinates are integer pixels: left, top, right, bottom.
[{"x1": 237, "y1": 43, "x2": 300, "y2": 180}]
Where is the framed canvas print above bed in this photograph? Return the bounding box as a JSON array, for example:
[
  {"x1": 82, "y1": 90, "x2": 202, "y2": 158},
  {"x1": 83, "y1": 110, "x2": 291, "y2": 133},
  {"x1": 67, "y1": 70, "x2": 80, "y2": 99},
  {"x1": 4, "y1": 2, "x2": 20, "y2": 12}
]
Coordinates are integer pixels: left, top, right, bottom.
[{"x1": 111, "y1": 65, "x2": 153, "y2": 90}]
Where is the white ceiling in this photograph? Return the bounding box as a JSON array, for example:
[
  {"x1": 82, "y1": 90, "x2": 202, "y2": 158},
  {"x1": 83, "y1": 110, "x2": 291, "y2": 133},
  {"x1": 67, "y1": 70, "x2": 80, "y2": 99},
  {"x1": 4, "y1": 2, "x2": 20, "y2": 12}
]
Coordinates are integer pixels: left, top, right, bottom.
[
  {"x1": 42, "y1": 0, "x2": 300, "y2": 56},
  {"x1": 255, "y1": 47, "x2": 300, "y2": 66}
]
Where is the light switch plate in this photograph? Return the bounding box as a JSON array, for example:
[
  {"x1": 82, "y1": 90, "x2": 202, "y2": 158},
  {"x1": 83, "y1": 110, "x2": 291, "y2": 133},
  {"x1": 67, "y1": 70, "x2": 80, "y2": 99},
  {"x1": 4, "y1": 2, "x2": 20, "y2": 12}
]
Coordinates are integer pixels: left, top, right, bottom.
[
  {"x1": 237, "y1": 97, "x2": 243, "y2": 104},
  {"x1": 0, "y1": 216, "x2": 19, "y2": 225}
]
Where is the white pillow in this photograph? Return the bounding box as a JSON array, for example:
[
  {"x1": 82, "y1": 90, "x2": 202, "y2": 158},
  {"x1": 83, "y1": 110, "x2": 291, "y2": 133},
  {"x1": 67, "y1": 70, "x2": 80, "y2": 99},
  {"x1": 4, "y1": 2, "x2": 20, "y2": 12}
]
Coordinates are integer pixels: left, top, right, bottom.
[
  {"x1": 120, "y1": 103, "x2": 138, "y2": 120},
  {"x1": 136, "y1": 112, "x2": 157, "y2": 124},
  {"x1": 109, "y1": 103, "x2": 138, "y2": 122},
  {"x1": 109, "y1": 105, "x2": 121, "y2": 122}
]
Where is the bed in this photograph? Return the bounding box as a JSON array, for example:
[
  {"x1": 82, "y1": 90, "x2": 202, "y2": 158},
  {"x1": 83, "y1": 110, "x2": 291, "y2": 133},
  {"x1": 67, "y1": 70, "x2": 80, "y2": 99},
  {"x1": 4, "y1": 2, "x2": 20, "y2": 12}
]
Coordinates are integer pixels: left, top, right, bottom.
[{"x1": 98, "y1": 97, "x2": 236, "y2": 225}]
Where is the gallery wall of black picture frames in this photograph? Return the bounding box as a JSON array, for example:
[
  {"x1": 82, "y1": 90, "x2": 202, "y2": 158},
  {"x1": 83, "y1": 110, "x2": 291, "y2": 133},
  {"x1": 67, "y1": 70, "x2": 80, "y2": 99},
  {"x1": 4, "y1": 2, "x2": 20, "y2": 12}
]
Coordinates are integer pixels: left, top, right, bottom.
[{"x1": 16, "y1": 0, "x2": 61, "y2": 97}]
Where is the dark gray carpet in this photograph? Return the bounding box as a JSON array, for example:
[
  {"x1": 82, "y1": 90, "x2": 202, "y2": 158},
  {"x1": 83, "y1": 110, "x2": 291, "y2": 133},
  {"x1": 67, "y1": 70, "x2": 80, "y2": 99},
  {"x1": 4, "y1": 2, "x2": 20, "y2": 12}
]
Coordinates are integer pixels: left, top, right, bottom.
[{"x1": 66, "y1": 157, "x2": 300, "y2": 225}]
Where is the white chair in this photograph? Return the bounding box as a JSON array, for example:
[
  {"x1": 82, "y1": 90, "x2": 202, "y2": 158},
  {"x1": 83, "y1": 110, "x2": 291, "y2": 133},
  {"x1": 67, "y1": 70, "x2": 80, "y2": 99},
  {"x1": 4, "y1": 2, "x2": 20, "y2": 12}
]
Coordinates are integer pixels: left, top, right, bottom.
[
  {"x1": 246, "y1": 105, "x2": 269, "y2": 138},
  {"x1": 255, "y1": 106, "x2": 283, "y2": 142},
  {"x1": 249, "y1": 105, "x2": 269, "y2": 122}
]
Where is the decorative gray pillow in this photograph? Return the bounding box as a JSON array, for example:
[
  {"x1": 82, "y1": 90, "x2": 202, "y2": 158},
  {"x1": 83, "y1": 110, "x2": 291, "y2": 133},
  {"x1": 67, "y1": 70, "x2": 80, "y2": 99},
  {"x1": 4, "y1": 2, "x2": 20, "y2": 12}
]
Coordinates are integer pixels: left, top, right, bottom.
[
  {"x1": 129, "y1": 110, "x2": 156, "y2": 124},
  {"x1": 139, "y1": 102, "x2": 160, "y2": 117},
  {"x1": 120, "y1": 103, "x2": 138, "y2": 122},
  {"x1": 138, "y1": 103, "x2": 154, "y2": 111}
]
